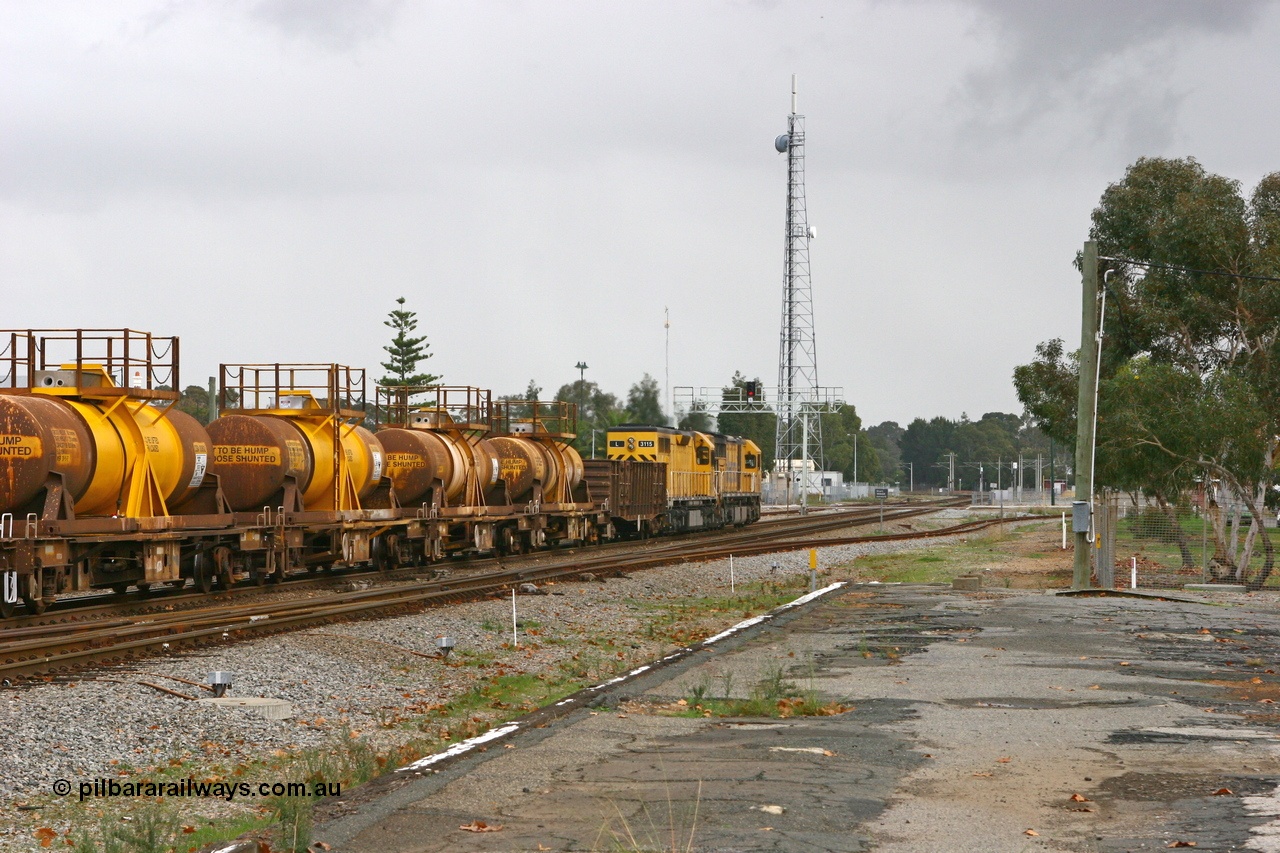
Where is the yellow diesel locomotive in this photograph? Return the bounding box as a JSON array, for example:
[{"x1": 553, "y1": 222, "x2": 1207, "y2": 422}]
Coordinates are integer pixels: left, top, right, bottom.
[{"x1": 606, "y1": 425, "x2": 762, "y2": 533}]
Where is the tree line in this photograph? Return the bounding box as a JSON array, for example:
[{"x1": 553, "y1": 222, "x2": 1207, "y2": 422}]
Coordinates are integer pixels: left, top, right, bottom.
[{"x1": 1014, "y1": 156, "x2": 1280, "y2": 587}]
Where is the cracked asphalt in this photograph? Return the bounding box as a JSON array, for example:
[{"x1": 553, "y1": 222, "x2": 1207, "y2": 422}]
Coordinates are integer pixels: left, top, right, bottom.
[{"x1": 318, "y1": 584, "x2": 1280, "y2": 852}]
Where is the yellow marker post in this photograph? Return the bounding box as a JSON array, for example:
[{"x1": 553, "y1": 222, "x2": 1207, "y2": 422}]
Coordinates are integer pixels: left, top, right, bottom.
[{"x1": 809, "y1": 548, "x2": 818, "y2": 591}]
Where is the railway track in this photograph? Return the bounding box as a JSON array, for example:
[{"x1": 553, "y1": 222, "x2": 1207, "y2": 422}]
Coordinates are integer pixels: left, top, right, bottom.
[
  {"x1": 0, "y1": 500, "x2": 998, "y2": 681},
  {"x1": 1, "y1": 499, "x2": 963, "y2": 630}
]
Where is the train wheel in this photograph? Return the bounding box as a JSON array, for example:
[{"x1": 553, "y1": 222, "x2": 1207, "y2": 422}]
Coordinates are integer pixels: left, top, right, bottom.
[
  {"x1": 110, "y1": 583, "x2": 129, "y2": 595},
  {"x1": 498, "y1": 528, "x2": 518, "y2": 557},
  {"x1": 193, "y1": 551, "x2": 214, "y2": 595},
  {"x1": 371, "y1": 536, "x2": 391, "y2": 572},
  {"x1": 136, "y1": 583, "x2": 152, "y2": 595},
  {"x1": 213, "y1": 546, "x2": 234, "y2": 589}
]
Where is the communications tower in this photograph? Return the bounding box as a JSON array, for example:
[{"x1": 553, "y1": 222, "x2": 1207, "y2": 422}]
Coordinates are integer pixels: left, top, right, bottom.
[{"x1": 773, "y1": 74, "x2": 824, "y2": 502}]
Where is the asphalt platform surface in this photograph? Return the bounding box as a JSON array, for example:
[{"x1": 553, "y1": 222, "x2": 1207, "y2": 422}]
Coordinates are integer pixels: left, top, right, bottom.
[{"x1": 316, "y1": 583, "x2": 1280, "y2": 852}]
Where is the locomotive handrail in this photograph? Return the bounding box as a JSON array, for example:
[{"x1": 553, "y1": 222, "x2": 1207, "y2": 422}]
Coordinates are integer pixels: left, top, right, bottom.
[
  {"x1": 25, "y1": 513, "x2": 37, "y2": 540},
  {"x1": 0, "y1": 513, "x2": 11, "y2": 540}
]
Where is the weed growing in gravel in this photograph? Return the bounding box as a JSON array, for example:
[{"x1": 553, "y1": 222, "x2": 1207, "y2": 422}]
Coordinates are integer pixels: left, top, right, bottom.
[
  {"x1": 678, "y1": 665, "x2": 848, "y2": 719},
  {"x1": 267, "y1": 728, "x2": 379, "y2": 851},
  {"x1": 627, "y1": 584, "x2": 803, "y2": 646},
  {"x1": 270, "y1": 791, "x2": 314, "y2": 853},
  {"x1": 69, "y1": 805, "x2": 183, "y2": 853},
  {"x1": 597, "y1": 778, "x2": 703, "y2": 853}
]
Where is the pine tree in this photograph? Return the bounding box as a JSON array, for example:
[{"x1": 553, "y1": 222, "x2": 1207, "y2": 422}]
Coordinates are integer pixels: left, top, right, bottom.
[{"x1": 379, "y1": 297, "x2": 439, "y2": 387}]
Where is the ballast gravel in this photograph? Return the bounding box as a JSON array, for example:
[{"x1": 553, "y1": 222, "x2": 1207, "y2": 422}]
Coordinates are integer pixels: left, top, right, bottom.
[{"x1": 0, "y1": 520, "x2": 1015, "y2": 848}]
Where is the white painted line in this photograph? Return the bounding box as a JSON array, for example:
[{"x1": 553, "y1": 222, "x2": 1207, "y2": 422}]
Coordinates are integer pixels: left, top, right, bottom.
[
  {"x1": 400, "y1": 723, "x2": 520, "y2": 772},
  {"x1": 702, "y1": 582, "x2": 846, "y2": 645},
  {"x1": 396, "y1": 582, "x2": 847, "y2": 776},
  {"x1": 590, "y1": 664, "x2": 653, "y2": 690}
]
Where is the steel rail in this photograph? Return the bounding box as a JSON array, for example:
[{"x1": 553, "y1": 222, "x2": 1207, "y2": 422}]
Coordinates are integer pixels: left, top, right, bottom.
[
  {"x1": 0, "y1": 503, "x2": 1000, "y2": 680},
  {"x1": 2, "y1": 499, "x2": 961, "y2": 630}
]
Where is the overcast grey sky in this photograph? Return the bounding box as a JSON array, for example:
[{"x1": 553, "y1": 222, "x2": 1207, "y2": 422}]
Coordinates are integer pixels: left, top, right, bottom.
[{"x1": 3, "y1": 0, "x2": 1278, "y2": 426}]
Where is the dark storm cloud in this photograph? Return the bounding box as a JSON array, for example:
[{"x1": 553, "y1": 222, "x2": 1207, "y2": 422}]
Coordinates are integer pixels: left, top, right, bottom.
[
  {"x1": 3, "y1": 1, "x2": 1279, "y2": 423},
  {"x1": 944, "y1": 0, "x2": 1270, "y2": 165}
]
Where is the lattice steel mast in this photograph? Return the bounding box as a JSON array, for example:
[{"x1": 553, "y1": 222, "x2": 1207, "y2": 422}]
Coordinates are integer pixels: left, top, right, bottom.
[{"x1": 774, "y1": 75, "x2": 823, "y2": 500}]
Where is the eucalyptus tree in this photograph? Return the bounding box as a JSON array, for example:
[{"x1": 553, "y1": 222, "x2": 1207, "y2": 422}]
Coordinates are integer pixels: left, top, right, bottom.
[{"x1": 1016, "y1": 157, "x2": 1280, "y2": 586}]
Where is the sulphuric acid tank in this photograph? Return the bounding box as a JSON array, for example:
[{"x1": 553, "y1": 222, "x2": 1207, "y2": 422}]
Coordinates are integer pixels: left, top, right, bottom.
[
  {"x1": 485, "y1": 435, "x2": 584, "y2": 504},
  {"x1": 378, "y1": 426, "x2": 499, "y2": 506},
  {"x1": 207, "y1": 410, "x2": 385, "y2": 512},
  {"x1": 0, "y1": 380, "x2": 210, "y2": 517}
]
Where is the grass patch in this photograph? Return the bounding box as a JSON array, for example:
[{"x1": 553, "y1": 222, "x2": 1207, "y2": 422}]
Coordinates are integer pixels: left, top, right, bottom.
[
  {"x1": 850, "y1": 524, "x2": 1065, "y2": 586},
  {"x1": 673, "y1": 665, "x2": 848, "y2": 719}
]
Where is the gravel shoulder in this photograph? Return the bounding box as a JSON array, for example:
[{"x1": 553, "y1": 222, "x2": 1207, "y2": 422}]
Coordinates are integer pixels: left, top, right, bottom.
[
  {"x1": 323, "y1": 580, "x2": 1280, "y2": 852},
  {"x1": 0, "y1": 513, "x2": 995, "y2": 850}
]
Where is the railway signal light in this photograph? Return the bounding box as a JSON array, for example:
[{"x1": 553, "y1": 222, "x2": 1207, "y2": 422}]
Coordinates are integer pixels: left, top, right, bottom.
[{"x1": 745, "y1": 381, "x2": 758, "y2": 401}]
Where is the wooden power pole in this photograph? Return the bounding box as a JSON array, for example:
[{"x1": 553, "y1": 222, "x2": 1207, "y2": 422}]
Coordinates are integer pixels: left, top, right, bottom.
[{"x1": 1073, "y1": 241, "x2": 1099, "y2": 589}]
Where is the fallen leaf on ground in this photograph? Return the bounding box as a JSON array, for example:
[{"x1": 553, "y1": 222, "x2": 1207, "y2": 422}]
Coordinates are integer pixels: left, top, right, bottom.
[
  {"x1": 1070, "y1": 793, "x2": 1090, "y2": 802},
  {"x1": 1088, "y1": 685, "x2": 1101, "y2": 690},
  {"x1": 1119, "y1": 661, "x2": 1131, "y2": 666},
  {"x1": 1213, "y1": 788, "x2": 1234, "y2": 796},
  {"x1": 1025, "y1": 829, "x2": 1039, "y2": 836},
  {"x1": 754, "y1": 805, "x2": 785, "y2": 815},
  {"x1": 1167, "y1": 842, "x2": 1196, "y2": 848},
  {"x1": 997, "y1": 757, "x2": 1012, "y2": 763},
  {"x1": 460, "y1": 821, "x2": 503, "y2": 832}
]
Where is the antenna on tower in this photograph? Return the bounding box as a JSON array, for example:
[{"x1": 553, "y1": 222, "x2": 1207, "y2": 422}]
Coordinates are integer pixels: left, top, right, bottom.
[{"x1": 774, "y1": 74, "x2": 824, "y2": 513}]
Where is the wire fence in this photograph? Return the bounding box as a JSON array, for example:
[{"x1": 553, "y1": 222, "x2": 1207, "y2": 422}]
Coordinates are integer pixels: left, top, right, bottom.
[{"x1": 1095, "y1": 494, "x2": 1277, "y2": 590}]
